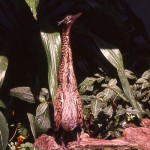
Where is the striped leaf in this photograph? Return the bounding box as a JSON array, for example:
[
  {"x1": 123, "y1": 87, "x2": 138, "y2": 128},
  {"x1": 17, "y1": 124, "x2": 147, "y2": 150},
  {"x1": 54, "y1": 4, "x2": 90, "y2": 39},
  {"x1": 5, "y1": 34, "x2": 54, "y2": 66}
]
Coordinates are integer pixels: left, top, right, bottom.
[
  {"x1": 0, "y1": 56, "x2": 8, "y2": 88},
  {"x1": 0, "y1": 111, "x2": 9, "y2": 150},
  {"x1": 41, "y1": 32, "x2": 61, "y2": 101},
  {"x1": 25, "y1": 0, "x2": 39, "y2": 18}
]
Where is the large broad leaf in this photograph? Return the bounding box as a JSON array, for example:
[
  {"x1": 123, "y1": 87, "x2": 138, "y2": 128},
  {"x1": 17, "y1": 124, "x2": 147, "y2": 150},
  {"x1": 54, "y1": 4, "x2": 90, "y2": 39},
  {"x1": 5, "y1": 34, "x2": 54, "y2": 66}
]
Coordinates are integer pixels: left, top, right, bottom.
[
  {"x1": 41, "y1": 32, "x2": 61, "y2": 101},
  {"x1": 91, "y1": 97, "x2": 107, "y2": 119},
  {"x1": 35, "y1": 102, "x2": 51, "y2": 135},
  {"x1": 0, "y1": 111, "x2": 9, "y2": 150},
  {"x1": 79, "y1": 75, "x2": 104, "y2": 94},
  {"x1": 36, "y1": 102, "x2": 48, "y2": 116},
  {"x1": 125, "y1": 69, "x2": 137, "y2": 80},
  {"x1": 0, "y1": 56, "x2": 8, "y2": 88},
  {"x1": 102, "y1": 79, "x2": 128, "y2": 102},
  {"x1": 103, "y1": 105, "x2": 113, "y2": 118},
  {"x1": 79, "y1": 77, "x2": 97, "y2": 94},
  {"x1": 142, "y1": 69, "x2": 150, "y2": 80},
  {"x1": 10, "y1": 87, "x2": 36, "y2": 103},
  {"x1": 0, "y1": 100, "x2": 6, "y2": 109},
  {"x1": 27, "y1": 113, "x2": 37, "y2": 140},
  {"x1": 25, "y1": 0, "x2": 39, "y2": 18},
  {"x1": 91, "y1": 98, "x2": 102, "y2": 119},
  {"x1": 102, "y1": 88, "x2": 116, "y2": 101},
  {"x1": 10, "y1": 87, "x2": 49, "y2": 103}
]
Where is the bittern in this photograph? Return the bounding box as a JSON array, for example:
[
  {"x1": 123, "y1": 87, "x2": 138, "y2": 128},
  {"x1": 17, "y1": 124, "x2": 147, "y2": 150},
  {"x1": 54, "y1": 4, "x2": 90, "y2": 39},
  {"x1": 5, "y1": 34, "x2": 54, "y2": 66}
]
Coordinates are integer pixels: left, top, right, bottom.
[{"x1": 54, "y1": 13, "x2": 83, "y2": 137}]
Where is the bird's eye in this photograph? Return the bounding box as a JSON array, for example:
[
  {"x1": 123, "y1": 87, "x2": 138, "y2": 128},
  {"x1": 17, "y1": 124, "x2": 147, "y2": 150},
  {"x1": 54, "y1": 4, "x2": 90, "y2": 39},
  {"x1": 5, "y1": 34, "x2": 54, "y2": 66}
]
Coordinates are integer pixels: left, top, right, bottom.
[{"x1": 67, "y1": 16, "x2": 72, "y2": 20}]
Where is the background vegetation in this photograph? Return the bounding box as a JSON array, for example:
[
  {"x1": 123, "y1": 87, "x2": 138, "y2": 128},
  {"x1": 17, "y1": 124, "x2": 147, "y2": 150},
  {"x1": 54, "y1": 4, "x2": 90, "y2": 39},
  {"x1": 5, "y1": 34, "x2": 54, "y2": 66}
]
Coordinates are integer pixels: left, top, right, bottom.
[{"x1": 0, "y1": 0, "x2": 149, "y2": 149}]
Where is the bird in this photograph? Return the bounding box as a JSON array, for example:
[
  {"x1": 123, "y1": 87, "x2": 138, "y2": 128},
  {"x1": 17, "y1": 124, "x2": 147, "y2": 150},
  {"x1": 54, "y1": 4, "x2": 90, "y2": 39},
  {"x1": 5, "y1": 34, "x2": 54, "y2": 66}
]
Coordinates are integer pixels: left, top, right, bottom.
[{"x1": 54, "y1": 12, "x2": 83, "y2": 137}]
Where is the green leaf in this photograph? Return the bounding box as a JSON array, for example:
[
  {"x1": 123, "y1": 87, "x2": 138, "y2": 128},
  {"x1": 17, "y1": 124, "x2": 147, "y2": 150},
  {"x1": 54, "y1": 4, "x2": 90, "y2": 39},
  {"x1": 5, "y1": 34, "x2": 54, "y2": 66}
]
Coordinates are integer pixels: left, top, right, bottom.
[
  {"x1": 125, "y1": 69, "x2": 137, "y2": 80},
  {"x1": 97, "y1": 47, "x2": 124, "y2": 71},
  {"x1": 0, "y1": 111, "x2": 9, "y2": 150},
  {"x1": 116, "y1": 105, "x2": 126, "y2": 116},
  {"x1": 135, "y1": 77, "x2": 150, "y2": 90},
  {"x1": 79, "y1": 77, "x2": 96, "y2": 94},
  {"x1": 36, "y1": 102, "x2": 48, "y2": 116},
  {"x1": 111, "y1": 85, "x2": 128, "y2": 102},
  {"x1": 142, "y1": 69, "x2": 150, "y2": 80},
  {"x1": 79, "y1": 76, "x2": 104, "y2": 94},
  {"x1": 10, "y1": 87, "x2": 36, "y2": 103},
  {"x1": 126, "y1": 107, "x2": 140, "y2": 115},
  {"x1": 27, "y1": 113, "x2": 36, "y2": 140},
  {"x1": 108, "y1": 79, "x2": 117, "y2": 87},
  {"x1": 35, "y1": 103, "x2": 51, "y2": 134},
  {"x1": 0, "y1": 56, "x2": 8, "y2": 88},
  {"x1": 102, "y1": 79, "x2": 128, "y2": 102},
  {"x1": 141, "y1": 81, "x2": 150, "y2": 90},
  {"x1": 136, "y1": 78, "x2": 147, "y2": 84},
  {"x1": 102, "y1": 79, "x2": 117, "y2": 88},
  {"x1": 41, "y1": 32, "x2": 61, "y2": 101},
  {"x1": 39, "y1": 88, "x2": 49, "y2": 103},
  {"x1": 103, "y1": 88, "x2": 116, "y2": 101},
  {"x1": 10, "y1": 87, "x2": 49, "y2": 103},
  {"x1": 81, "y1": 95, "x2": 93, "y2": 103},
  {"x1": 102, "y1": 79, "x2": 128, "y2": 101},
  {"x1": 7, "y1": 142, "x2": 16, "y2": 150},
  {"x1": 20, "y1": 142, "x2": 34, "y2": 148},
  {"x1": 94, "y1": 73, "x2": 102, "y2": 78},
  {"x1": 25, "y1": 0, "x2": 39, "y2": 18},
  {"x1": 91, "y1": 98, "x2": 103, "y2": 119},
  {"x1": 103, "y1": 105, "x2": 113, "y2": 118},
  {"x1": 0, "y1": 100, "x2": 6, "y2": 109},
  {"x1": 118, "y1": 71, "x2": 142, "y2": 116}
]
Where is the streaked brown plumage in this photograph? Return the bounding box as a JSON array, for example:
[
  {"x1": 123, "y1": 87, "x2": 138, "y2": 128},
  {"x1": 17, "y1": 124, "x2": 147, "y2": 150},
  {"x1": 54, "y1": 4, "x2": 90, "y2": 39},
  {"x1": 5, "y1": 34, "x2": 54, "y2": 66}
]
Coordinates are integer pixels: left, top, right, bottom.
[{"x1": 54, "y1": 13, "x2": 83, "y2": 132}]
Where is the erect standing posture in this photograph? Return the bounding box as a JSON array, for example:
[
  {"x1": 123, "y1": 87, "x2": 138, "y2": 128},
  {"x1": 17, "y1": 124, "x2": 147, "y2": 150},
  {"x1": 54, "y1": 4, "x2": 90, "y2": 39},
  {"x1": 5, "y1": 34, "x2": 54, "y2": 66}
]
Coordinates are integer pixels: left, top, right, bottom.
[{"x1": 54, "y1": 13, "x2": 83, "y2": 135}]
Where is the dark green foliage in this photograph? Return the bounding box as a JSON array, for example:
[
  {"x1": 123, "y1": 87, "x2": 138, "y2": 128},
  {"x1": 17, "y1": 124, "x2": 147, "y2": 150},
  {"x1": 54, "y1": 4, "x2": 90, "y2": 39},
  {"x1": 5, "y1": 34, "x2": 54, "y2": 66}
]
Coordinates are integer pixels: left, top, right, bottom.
[
  {"x1": 0, "y1": 0, "x2": 149, "y2": 149},
  {"x1": 79, "y1": 69, "x2": 150, "y2": 139},
  {"x1": 10, "y1": 87, "x2": 51, "y2": 138},
  {"x1": 134, "y1": 70, "x2": 150, "y2": 115}
]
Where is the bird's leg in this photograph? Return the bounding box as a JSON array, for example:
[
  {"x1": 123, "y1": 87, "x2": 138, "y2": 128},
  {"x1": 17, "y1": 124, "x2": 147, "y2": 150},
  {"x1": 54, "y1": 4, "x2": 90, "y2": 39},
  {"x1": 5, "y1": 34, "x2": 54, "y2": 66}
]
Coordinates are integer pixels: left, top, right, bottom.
[
  {"x1": 60, "y1": 132, "x2": 65, "y2": 146},
  {"x1": 76, "y1": 126, "x2": 83, "y2": 146},
  {"x1": 60, "y1": 130, "x2": 67, "y2": 150},
  {"x1": 77, "y1": 132, "x2": 81, "y2": 146}
]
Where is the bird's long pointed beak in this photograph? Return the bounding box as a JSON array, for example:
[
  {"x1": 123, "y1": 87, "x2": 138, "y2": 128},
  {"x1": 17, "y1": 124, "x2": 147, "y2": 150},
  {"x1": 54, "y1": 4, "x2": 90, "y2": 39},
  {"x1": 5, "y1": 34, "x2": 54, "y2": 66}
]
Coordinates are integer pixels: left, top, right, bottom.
[{"x1": 73, "y1": 12, "x2": 82, "y2": 19}]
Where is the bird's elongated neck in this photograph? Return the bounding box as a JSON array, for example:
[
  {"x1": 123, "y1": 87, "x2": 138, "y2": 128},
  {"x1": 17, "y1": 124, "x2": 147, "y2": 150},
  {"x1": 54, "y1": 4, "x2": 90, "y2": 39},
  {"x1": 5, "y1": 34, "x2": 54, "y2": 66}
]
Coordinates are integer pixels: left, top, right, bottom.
[
  {"x1": 62, "y1": 25, "x2": 71, "y2": 37},
  {"x1": 61, "y1": 26, "x2": 72, "y2": 60},
  {"x1": 57, "y1": 24, "x2": 76, "y2": 86}
]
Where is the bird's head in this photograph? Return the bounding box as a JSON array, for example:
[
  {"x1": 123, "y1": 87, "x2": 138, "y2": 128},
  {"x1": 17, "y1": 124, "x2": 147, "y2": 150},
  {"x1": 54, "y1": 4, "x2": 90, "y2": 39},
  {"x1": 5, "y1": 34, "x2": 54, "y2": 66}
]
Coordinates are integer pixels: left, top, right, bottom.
[{"x1": 58, "y1": 12, "x2": 82, "y2": 28}]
